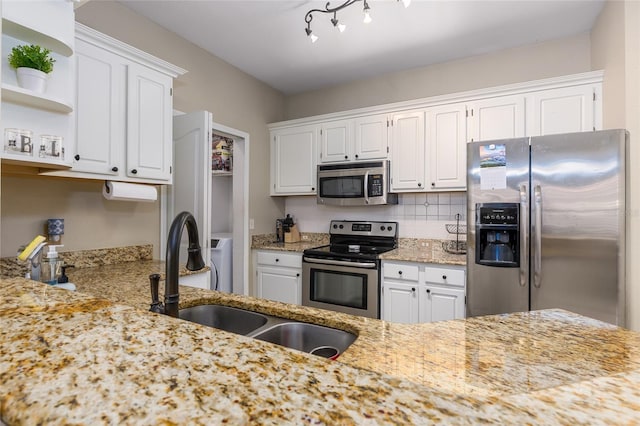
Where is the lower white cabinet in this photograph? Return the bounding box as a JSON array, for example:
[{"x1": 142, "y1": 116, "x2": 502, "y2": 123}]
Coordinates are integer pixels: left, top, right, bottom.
[
  {"x1": 382, "y1": 261, "x2": 466, "y2": 324},
  {"x1": 254, "y1": 250, "x2": 302, "y2": 305}
]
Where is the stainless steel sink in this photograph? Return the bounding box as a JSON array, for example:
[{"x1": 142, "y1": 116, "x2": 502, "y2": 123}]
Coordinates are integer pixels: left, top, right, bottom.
[
  {"x1": 179, "y1": 304, "x2": 268, "y2": 336},
  {"x1": 251, "y1": 322, "x2": 357, "y2": 359},
  {"x1": 179, "y1": 304, "x2": 357, "y2": 358}
]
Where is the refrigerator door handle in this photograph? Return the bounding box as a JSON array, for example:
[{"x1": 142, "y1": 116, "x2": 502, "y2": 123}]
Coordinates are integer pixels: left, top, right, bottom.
[
  {"x1": 519, "y1": 184, "x2": 528, "y2": 287},
  {"x1": 533, "y1": 184, "x2": 543, "y2": 288}
]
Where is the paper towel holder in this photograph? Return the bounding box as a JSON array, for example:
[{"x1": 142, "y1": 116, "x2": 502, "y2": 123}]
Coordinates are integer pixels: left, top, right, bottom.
[{"x1": 103, "y1": 180, "x2": 158, "y2": 202}]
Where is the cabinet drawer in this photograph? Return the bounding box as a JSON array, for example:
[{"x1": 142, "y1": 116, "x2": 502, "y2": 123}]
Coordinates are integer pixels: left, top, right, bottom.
[
  {"x1": 424, "y1": 267, "x2": 465, "y2": 287},
  {"x1": 383, "y1": 262, "x2": 420, "y2": 282},
  {"x1": 256, "y1": 251, "x2": 301, "y2": 268}
]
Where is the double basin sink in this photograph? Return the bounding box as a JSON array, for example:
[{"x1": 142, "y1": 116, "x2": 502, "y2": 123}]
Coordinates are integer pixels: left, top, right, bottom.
[{"x1": 179, "y1": 304, "x2": 357, "y2": 359}]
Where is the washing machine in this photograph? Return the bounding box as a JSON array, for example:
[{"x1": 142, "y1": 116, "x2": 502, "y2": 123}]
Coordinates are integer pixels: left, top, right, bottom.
[{"x1": 210, "y1": 233, "x2": 233, "y2": 293}]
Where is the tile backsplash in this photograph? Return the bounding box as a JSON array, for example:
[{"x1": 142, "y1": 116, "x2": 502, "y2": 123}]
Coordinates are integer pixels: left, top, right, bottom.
[{"x1": 284, "y1": 193, "x2": 467, "y2": 240}]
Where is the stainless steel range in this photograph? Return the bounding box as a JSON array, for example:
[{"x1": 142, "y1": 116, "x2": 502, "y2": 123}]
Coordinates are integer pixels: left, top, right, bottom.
[{"x1": 302, "y1": 220, "x2": 398, "y2": 318}]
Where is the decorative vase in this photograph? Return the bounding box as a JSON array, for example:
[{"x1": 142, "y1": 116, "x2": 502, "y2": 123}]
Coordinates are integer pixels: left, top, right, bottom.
[{"x1": 16, "y1": 67, "x2": 48, "y2": 93}]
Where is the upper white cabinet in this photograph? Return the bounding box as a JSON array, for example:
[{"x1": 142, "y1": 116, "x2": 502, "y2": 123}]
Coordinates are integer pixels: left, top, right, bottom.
[
  {"x1": 353, "y1": 113, "x2": 389, "y2": 160},
  {"x1": 426, "y1": 103, "x2": 467, "y2": 190},
  {"x1": 318, "y1": 114, "x2": 388, "y2": 164},
  {"x1": 270, "y1": 124, "x2": 318, "y2": 195},
  {"x1": 1, "y1": 0, "x2": 75, "y2": 169},
  {"x1": 390, "y1": 110, "x2": 425, "y2": 191},
  {"x1": 467, "y1": 94, "x2": 526, "y2": 142},
  {"x1": 528, "y1": 85, "x2": 598, "y2": 137},
  {"x1": 319, "y1": 119, "x2": 352, "y2": 163},
  {"x1": 42, "y1": 23, "x2": 186, "y2": 184},
  {"x1": 269, "y1": 71, "x2": 603, "y2": 195}
]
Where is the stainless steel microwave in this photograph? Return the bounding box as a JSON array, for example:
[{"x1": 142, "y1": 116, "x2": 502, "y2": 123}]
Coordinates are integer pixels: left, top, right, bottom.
[{"x1": 316, "y1": 160, "x2": 398, "y2": 206}]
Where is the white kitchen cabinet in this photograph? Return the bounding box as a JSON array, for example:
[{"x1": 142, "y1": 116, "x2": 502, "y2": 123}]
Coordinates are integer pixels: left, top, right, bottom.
[
  {"x1": 319, "y1": 119, "x2": 352, "y2": 163},
  {"x1": 390, "y1": 110, "x2": 426, "y2": 192},
  {"x1": 420, "y1": 286, "x2": 465, "y2": 323},
  {"x1": 42, "y1": 23, "x2": 186, "y2": 184},
  {"x1": 467, "y1": 95, "x2": 526, "y2": 142},
  {"x1": 420, "y1": 265, "x2": 466, "y2": 323},
  {"x1": 382, "y1": 261, "x2": 420, "y2": 323},
  {"x1": 382, "y1": 261, "x2": 466, "y2": 324},
  {"x1": 353, "y1": 113, "x2": 389, "y2": 160},
  {"x1": 254, "y1": 250, "x2": 302, "y2": 305},
  {"x1": 528, "y1": 84, "x2": 599, "y2": 137},
  {"x1": 126, "y1": 62, "x2": 173, "y2": 180},
  {"x1": 0, "y1": 0, "x2": 75, "y2": 169},
  {"x1": 425, "y1": 103, "x2": 467, "y2": 190},
  {"x1": 318, "y1": 114, "x2": 389, "y2": 164},
  {"x1": 271, "y1": 124, "x2": 318, "y2": 195}
]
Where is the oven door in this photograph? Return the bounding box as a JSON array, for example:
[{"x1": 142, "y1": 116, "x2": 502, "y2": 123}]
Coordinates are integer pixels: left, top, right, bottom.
[{"x1": 302, "y1": 256, "x2": 379, "y2": 318}]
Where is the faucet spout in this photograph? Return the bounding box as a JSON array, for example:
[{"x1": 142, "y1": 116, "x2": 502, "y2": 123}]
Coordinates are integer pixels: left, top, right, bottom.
[{"x1": 164, "y1": 211, "x2": 205, "y2": 317}]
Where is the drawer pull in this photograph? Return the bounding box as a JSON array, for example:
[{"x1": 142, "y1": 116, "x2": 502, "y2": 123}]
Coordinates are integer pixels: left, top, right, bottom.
[
  {"x1": 275, "y1": 258, "x2": 279, "y2": 262},
  {"x1": 442, "y1": 275, "x2": 447, "y2": 280},
  {"x1": 398, "y1": 270, "x2": 403, "y2": 275},
  {"x1": 427, "y1": 289, "x2": 431, "y2": 294},
  {"x1": 411, "y1": 287, "x2": 415, "y2": 292}
]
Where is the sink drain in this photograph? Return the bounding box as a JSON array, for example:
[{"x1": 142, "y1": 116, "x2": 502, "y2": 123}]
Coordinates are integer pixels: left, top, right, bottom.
[{"x1": 310, "y1": 346, "x2": 340, "y2": 359}]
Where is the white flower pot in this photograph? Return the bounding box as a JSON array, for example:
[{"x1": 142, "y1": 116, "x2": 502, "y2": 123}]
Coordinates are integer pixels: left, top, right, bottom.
[{"x1": 16, "y1": 67, "x2": 48, "y2": 94}]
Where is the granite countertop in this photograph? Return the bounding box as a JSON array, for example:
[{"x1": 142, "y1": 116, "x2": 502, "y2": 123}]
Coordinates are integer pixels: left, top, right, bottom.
[
  {"x1": 252, "y1": 234, "x2": 467, "y2": 266},
  {"x1": 3, "y1": 262, "x2": 640, "y2": 423}
]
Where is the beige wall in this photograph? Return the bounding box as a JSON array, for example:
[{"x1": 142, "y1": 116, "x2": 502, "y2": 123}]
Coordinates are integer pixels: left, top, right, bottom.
[
  {"x1": 0, "y1": 1, "x2": 286, "y2": 258},
  {"x1": 1, "y1": 175, "x2": 158, "y2": 257},
  {"x1": 284, "y1": 34, "x2": 592, "y2": 119},
  {"x1": 592, "y1": 0, "x2": 640, "y2": 330}
]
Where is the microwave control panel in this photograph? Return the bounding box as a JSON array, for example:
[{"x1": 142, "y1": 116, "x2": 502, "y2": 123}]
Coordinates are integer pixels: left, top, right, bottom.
[{"x1": 367, "y1": 174, "x2": 384, "y2": 197}]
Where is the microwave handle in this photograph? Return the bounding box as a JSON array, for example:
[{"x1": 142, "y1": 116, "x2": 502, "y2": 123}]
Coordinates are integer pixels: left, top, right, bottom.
[{"x1": 364, "y1": 170, "x2": 370, "y2": 204}]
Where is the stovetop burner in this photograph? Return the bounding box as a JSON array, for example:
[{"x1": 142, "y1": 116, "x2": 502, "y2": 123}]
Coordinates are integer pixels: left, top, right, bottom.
[{"x1": 303, "y1": 220, "x2": 398, "y2": 261}]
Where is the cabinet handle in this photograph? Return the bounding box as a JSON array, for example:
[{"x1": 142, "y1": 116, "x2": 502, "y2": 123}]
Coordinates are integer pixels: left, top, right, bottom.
[
  {"x1": 417, "y1": 183, "x2": 422, "y2": 187},
  {"x1": 311, "y1": 187, "x2": 315, "y2": 191},
  {"x1": 355, "y1": 154, "x2": 359, "y2": 159},
  {"x1": 442, "y1": 275, "x2": 447, "y2": 280},
  {"x1": 131, "y1": 169, "x2": 138, "y2": 174},
  {"x1": 431, "y1": 182, "x2": 436, "y2": 187},
  {"x1": 398, "y1": 270, "x2": 403, "y2": 275},
  {"x1": 411, "y1": 287, "x2": 416, "y2": 292},
  {"x1": 74, "y1": 154, "x2": 80, "y2": 161},
  {"x1": 275, "y1": 258, "x2": 279, "y2": 262},
  {"x1": 344, "y1": 155, "x2": 348, "y2": 159},
  {"x1": 111, "y1": 167, "x2": 118, "y2": 172},
  {"x1": 427, "y1": 289, "x2": 431, "y2": 294},
  {"x1": 296, "y1": 273, "x2": 300, "y2": 277}
]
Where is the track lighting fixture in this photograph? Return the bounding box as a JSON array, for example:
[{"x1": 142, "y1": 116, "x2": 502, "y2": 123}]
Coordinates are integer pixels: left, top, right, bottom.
[{"x1": 304, "y1": 0, "x2": 409, "y2": 43}]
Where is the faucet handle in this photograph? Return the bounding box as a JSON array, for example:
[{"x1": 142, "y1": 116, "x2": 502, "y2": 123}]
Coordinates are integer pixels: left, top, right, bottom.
[{"x1": 149, "y1": 273, "x2": 164, "y2": 314}]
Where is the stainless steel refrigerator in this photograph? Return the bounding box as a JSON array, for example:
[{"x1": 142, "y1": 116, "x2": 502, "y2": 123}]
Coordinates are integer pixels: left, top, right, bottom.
[{"x1": 466, "y1": 129, "x2": 627, "y2": 326}]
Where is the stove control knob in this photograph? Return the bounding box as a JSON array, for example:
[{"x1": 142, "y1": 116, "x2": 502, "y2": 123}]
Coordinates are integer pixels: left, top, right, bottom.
[
  {"x1": 339, "y1": 224, "x2": 344, "y2": 229},
  {"x1": 387, "y1": 226, "x2": 393, "y2": 231},
  {"x1": 380, "y1": 226, "x2": 385, "y2": 231},
  {"x1": 333, "y1": 224, "x2": 338, "y2": 229}
]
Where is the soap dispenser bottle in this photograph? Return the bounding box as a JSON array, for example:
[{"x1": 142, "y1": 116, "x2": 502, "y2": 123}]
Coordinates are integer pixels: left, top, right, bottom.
[{"x1": 41, "y1": 245, "x2": 63, "y2": 285}]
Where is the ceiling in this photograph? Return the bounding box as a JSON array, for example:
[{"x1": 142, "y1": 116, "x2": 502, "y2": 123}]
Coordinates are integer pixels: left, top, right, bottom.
[{"x1": 118, "y1": 0, "x2": 605, "y2": 95}]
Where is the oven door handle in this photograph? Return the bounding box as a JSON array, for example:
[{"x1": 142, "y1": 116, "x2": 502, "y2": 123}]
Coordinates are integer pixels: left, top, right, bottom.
[{"x1": 303, "y1": 256, "x2": 378, "y2": 269}]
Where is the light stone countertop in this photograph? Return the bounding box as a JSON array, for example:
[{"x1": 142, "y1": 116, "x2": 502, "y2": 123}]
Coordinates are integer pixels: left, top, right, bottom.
[
  {"x1": 2, "y1": 261, "x2": 640, "y2": 424},
  {"x1": 252, "y1": 234, "x2": 467, "y2": 266}
]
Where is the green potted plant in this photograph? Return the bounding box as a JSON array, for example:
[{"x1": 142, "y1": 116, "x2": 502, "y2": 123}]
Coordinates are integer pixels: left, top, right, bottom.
[{"x1": 8, "y1": 44, "x2": 56, "y2": 94}]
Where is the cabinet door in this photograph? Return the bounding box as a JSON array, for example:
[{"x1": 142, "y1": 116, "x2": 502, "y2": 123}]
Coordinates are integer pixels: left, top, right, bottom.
[
  {"x1": 420, "y1": 286, "x2": 465, "y2": 323},
  {"x1": 271, "y1": 125, "x2": 318, "y2": 195},
  {"x1": 353, "y1": 113, "x2": 389, "y2": 160},
  {"x1": 528, "y1": 85, "x2": 597, "y2": 137},
  {"x1": 319, "y1": 119, "x2": 352, "y2": 163},
  {"x1": 426, "y1": 104, "x2": 467, "y2": 190},
  {"x1": 256, "y1": 266, "x2": 301, "y2": 305},
  {"x1": 382, "y1": 282, "x2": 419, "y2": 324},
  {"x1": 127, "y1": 62, "x2": 173, "y2": 181},
  {"x1": 73, "y1": 39, "x2": 123, "y2": 175},
  {"x1": 467, "y1": 95, "x2": 525, "y2": 142},
  {"x1": 390, "y1": 110, "x2": 426, "y2": 191}
]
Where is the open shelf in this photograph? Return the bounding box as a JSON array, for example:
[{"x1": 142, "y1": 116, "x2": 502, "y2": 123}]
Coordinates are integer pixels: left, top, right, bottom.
[
  {"x1": 2, "y1": 83, "x2": 73, "y2": 113},
  {"x1": 1, "y1": 154, "x2": 71, "y2": 170},
  {"x1": 2, "y1": 18, "x2": 73, "y2": 57},
  {"x1": 212, "y1": 171, "x2": 233, "y2": 177}
]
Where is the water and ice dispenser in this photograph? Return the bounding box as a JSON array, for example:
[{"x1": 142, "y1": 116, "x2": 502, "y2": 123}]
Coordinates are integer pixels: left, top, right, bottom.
[{"x1": 475, "y1": 203, "x2": 520, "y2": 267}]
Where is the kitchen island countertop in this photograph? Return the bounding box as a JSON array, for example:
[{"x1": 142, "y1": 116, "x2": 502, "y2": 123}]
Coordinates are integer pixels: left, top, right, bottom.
[{"x1": 2, "y1": 261, "x2": 640, "y2": 424}]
